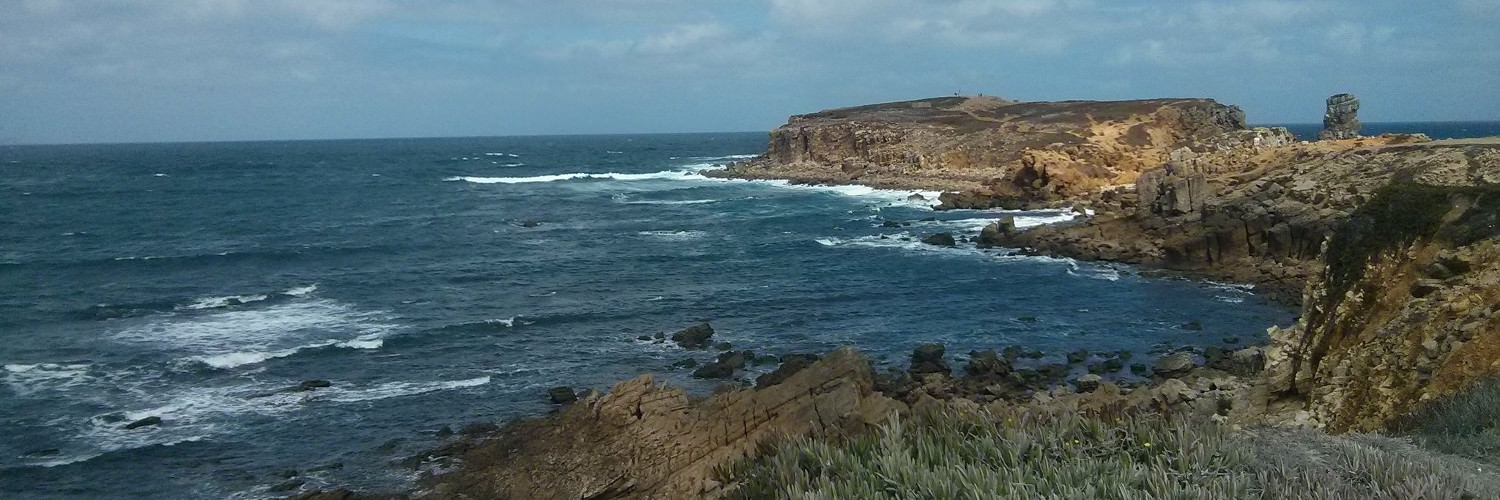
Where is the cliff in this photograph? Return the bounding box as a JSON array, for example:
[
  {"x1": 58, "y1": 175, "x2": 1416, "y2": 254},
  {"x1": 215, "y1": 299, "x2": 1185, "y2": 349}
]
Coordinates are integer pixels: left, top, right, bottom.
[
  {"x1": 1263, "y1": 157, "x2": 1500, "y2": 432},
  {"x1": 708, "y1": 96, "x2": 1247, "y2": 206}
]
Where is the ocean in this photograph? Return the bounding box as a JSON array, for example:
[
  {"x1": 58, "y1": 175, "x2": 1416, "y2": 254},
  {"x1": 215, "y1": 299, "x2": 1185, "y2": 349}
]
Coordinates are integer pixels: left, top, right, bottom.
[{"x1": 0, "y1": 123, "x2": 1491, "y2": 498}]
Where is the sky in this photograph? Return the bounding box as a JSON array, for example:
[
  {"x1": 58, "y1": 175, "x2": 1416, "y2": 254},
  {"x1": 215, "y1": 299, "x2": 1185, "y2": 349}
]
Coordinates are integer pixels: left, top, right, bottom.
[{"x1": 1, "y1": 0, "x2": 1497, "y2": 145}]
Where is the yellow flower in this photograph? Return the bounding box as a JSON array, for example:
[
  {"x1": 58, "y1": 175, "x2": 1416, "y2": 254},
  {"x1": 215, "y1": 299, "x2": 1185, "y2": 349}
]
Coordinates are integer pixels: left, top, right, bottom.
[{"x1": 1143, "y1": 442, "x2": 1152, "y2": 448}]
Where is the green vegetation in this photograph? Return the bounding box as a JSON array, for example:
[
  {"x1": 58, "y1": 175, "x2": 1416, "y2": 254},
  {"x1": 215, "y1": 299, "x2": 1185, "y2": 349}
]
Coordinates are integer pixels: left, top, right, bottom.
[
  {"x1": 1323, "y1": 183, "x2": 1500, "y2": 301},
  {"x1": 719, "y1": 406, "x2": 1500, "y2": 499},
  {"x1": 1398, "y1": 376, "x2": 1500, "y2": 466}
]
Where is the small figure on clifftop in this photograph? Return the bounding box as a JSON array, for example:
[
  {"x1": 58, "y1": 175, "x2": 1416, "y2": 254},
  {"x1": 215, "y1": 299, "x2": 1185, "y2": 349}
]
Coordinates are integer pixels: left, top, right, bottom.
[{"x1": 1319, "y1": 93, "x2": 1361, "y2": 140}]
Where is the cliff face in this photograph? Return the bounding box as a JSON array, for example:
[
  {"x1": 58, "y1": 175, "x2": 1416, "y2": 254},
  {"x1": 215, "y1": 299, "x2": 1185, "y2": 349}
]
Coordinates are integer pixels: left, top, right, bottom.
[
  {"x1": 417, "y1": 348, "x2": 901, "y2": 500},
  {"x1": 712, "y1": 96, "x2": 1246, "y2": 204},
  {"x1": 1264, "y1": 159, "x2": 1500, "y2": 432}
]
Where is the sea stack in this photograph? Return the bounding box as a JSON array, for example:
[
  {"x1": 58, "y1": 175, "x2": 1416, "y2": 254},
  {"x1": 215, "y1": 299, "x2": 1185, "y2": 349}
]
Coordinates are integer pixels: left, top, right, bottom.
[{"x1": 1318, "y1": 93, "x2": 1361, "y2": 140}]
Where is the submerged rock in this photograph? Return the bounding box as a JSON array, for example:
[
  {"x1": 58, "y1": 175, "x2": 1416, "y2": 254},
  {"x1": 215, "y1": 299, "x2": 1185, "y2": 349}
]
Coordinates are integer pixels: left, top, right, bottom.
[{"x1": 124, "y1": 416, "x2": 162, "y2": 430}]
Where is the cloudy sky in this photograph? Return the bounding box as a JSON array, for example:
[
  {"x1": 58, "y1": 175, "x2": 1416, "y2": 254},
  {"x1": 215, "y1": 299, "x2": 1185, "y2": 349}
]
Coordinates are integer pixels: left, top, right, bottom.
[{"x1": 2, "y1": 0, "x2": 1496, "y2": 144}]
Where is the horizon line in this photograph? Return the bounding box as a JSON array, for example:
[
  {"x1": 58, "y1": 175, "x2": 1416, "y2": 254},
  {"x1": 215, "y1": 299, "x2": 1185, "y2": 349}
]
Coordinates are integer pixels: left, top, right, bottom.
[{"x1": 4, "y1": 120, "x2": 1498, "y2": 148}]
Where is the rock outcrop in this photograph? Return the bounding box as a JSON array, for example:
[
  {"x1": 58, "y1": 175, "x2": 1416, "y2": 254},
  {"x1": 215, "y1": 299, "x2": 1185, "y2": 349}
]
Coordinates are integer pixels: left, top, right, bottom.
[
  {"x1": 1263, "y1": 170, "x2": 1500, "y2": 432},
  {"x1": 988, "y1": 133, "x2": 1447, "y2": 295},
  {"x1": 417, "y1": 347, "x2": 902, "y2": 500},
  {"x1": 709, "y1": 96, "x2": 1247, "y2": 205},
  {"x1": 1319, "y1": 93, "x2": 1361, "y2": 140}
]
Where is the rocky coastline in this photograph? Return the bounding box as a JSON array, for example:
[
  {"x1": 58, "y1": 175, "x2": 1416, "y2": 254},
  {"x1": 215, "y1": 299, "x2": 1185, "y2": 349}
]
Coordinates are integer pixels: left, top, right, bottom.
[{"x1": 298, "y1": 96, "x2": 1500, "y2": 499}]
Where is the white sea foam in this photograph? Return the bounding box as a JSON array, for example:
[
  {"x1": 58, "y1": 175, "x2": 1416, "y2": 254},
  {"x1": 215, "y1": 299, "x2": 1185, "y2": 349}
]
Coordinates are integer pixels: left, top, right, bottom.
[
  {"x1": 3, "y1": 362, "x2": 92, "y2": 395},
  {"x1": 690, "y1": 153, "x2": 762, "y2": 160},
  {"x1": 1066, "y1": 261, "x2": 1123, "y2": 281},
  {"x1": 194, "y1": 334, "x2": 383, "y2": 369},
  {"x1": 114, "y1": 296, "x2": 394, "y2": 369},
  {"x1": 324, "y1": 376, "x2": 490, "y2": 403},
  {"x1": 446, "y1": 170, "x2": 703, "y2": 184},
  {"x1": 487, "y1": 317, "x2": 516, "y2": 328},
  {"x1": 178, "y1": 293, "x2": 269, "y2": 311},
  {"x1": 445, "y1": 167, "x2": 940, "y2": 208},
  {"x1": 637, "y1": 230, "x2": 708, "y2": 240},
  {"x1": 283, "y1": 284, "x2": 318, "y2": 296}
]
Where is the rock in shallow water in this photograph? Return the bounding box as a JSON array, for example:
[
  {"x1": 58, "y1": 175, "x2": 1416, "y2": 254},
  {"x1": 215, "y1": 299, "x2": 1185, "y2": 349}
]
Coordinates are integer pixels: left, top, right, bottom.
[
  {"x1": 921, "y1": 232, "x2": 957, "y2": 247},
  {"x1": 908, "y1": 344, "x2": 950, "y2": 376},
  {"x1": 547, "y1": 386, "x2": 577, "y2": 405},
  {"x1": 1154, "y1": 352, "x2": 1197, "y2": 378},
  {"x1": 670, "y1": 323, "x2": 714, "y2": 349}
]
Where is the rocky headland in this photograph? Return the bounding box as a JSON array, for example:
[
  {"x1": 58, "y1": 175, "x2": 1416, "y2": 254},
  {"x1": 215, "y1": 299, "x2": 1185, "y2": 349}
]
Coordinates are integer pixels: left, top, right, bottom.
[
  {"x1": 298, "y1": 97, "x2": 1500, "y2": 498},
  {"x1": 705, "y1": 95, "x2": 1247, "y2": 208}
]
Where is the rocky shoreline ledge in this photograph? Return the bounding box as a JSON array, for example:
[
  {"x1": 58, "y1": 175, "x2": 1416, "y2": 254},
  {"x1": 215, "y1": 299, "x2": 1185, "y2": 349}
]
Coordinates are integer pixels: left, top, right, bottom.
[{"x1": 297, "y1": 96, "x2": 1500, "y2": 499}]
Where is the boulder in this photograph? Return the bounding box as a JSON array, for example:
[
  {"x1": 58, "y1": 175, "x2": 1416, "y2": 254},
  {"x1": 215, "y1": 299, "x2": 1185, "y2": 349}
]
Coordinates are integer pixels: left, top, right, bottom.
[
  {"x1": 716, "y1": 350, "x2": 748, "y2": 370},
  {"x1": 1154, "y1": 352, "x2": 1197, "y2": 378},
  {"x1": 977, "y1": 217, "x2": 1018, "y2": 248},
  {"x1": 908, "y1": 344, "x2": 950, "y2": 376},
  {"x1": 670, "y1": 323, "x2": 714, "y2": 349},
  {"x1": 547, "y1": 386, "x2": 577, "y2": 405},
  {"x1": 921, "y1": 232, "x2": 957, "y2": 247},
  {"x1": 1073, "y1": 374, "x2": 1103, "y2": 393},
  {"x1": 691, "y1": 361, "x2": 734, "y2": 379},
  {"x1": 962, "y1": 350, "x2": 1010, "y2": 379},
  {"x1": 755, "y1": 354, "x2": 816, "y2": 388},
  {"x1": 671, "y1": 358, "x2": 698, "y2": 369}
]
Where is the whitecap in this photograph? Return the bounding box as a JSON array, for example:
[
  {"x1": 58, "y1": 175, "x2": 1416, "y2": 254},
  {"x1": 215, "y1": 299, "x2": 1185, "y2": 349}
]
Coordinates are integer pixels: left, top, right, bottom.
[
  {"x1": 283, "y1": 284, "x2": 318, "y2": 296},
  {"x1": 486, "y1": 317, "x2": 516, "y2": 328},
  {"x1": 178, "y1": 293, "x2": 270, "y2": 311},
  {"x1": 3, "y1": 362, "x2": 92, "y2": 396},
  {"x1": 323, "y1": 376, "x2": 491, "y2": 404},
  {"x1": 153, "y1": 173, "x2": 168, "y2": 177},
  {"x1": 1066, "y1": 261, "x2": 1122, "y2": 281},
  {"x1": 637, "y1": 230, "x2": 708, "y2": 240},
  {"x1": 114, "y1": 298, "x2": 395, "y2": 370}
]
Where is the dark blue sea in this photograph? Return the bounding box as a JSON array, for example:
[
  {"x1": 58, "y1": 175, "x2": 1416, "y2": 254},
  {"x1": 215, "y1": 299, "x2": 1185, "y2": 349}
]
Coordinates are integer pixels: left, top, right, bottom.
[{"x1": 1, "y1": 124, "x2": 1490, "y2": 498}]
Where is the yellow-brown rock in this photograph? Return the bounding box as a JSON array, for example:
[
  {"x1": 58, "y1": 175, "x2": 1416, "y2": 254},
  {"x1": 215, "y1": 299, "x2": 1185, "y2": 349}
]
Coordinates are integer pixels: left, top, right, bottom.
[
  {"x1": 709, "y1": 95, "x2": 1247, "y2": 205},
  {"x1": 418, "y1": 347, "x2": 901, "y2": 500}
]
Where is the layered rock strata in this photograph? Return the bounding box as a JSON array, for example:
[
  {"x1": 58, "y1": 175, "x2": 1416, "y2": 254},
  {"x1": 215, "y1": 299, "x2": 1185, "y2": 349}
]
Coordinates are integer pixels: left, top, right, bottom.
[
  {"x1": 415, "y1": 347, "x2": 902, "y2": 500},
  {"x1": 709, "y1": 96, "x2": 1247, "y2": 206}
]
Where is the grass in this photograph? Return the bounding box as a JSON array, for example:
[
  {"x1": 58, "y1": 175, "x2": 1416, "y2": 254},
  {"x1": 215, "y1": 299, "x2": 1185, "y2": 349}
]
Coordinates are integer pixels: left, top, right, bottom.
[
  {"x1": 718, "y1": 403, "x2": 1500, "y2": 499},
  {"x1": 1396, "y1": 376, "x2": 1500, "y2": 466}
]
